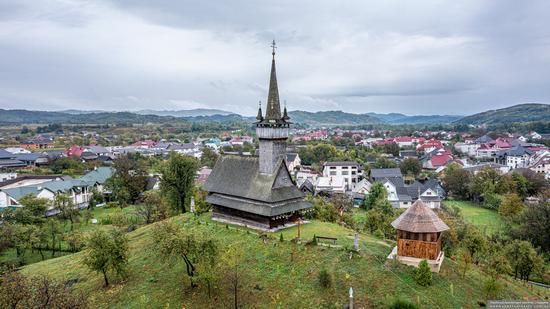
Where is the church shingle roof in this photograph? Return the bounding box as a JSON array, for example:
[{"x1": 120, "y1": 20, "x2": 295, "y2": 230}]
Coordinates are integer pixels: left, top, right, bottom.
[{"x1": 203, "y1": 155, "x2": 304, "y2": 203}]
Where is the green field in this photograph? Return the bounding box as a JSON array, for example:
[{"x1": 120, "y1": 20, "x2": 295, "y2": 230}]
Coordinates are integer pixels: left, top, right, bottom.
[
  {"x1": 443, "y1": 200, "x2": 504, "y2": 235},
  {"x1": 21, "y1": 213, "x2": 547, "y2": 308}
]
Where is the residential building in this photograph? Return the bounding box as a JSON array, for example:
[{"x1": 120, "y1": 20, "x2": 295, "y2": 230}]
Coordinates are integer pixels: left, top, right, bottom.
[
  {"x1": 19, "y1": 135, "x2": 55, "y2": 150},
  {"x1": 496, "y1": 146, "x2": 534, "y2": 169},
  {"x1": 286, "y1": 153, "x2": 301, "y2": 171},
  {"x1": 315, "y1": 176, "x2": 346, "y2": 195},
  {"x1": 322, "y1": 161, "x2": 362, "y2": 191}
]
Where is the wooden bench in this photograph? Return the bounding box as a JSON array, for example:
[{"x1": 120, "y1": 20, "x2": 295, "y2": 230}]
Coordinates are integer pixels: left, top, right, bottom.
[{"x1": 316, "y1": 236, "x2": 337, "y2": 245}]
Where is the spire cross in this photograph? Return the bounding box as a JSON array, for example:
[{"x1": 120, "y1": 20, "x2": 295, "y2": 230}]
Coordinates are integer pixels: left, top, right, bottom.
[{"x1": 271, "y1": 40, "x2": 277, "y2": 58}]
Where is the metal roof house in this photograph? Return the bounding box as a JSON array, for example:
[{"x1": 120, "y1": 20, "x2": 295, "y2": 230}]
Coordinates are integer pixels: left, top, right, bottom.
[{"x1": 204, "y1": 42, "x2": 311, "y2": 231}]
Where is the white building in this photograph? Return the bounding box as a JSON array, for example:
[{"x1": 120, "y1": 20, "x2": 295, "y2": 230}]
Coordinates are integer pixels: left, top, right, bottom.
[
  {"x1": 322, "y1": 161, "x2": 363, "y2": 191},
  {"x1": 454, "y1": 142, "x2": 480, "y2": 157},
  {"x1": 352, "y1": 179, "x2": 372, "y2": 195},
  {"x1": 4, "y1": 147, "x2": 31, "y2": 154},
  {"x1": 315, "y1": 176, "x2": 345, "y2": 194},
  {"x1": 0, "y1": 173, "x2": 17, "y2": 183}
]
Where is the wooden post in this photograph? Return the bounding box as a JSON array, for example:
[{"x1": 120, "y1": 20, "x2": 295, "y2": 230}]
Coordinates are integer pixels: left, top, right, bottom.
[
  {"x1": 349, "y1": 287, "x2": 353, "y2": 309},
  {"x1": 297, "y1": 219, "x2": 301, "y2": 240}
]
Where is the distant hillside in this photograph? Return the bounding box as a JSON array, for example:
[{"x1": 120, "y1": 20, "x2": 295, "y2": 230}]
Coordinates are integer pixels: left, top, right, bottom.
[
  {"x1": 3, "y1": 103, "x2": 549, "y2": 126},
  {"x1": 289, "y1": 110, "x2": 381, "y2": 126},
  {"x1": 367, "y1": 113, "x2": 463, "y2": 124},
  {"x1": 0, "y1": 109, "x2": 180, "y2": 124},
  {"x1": 181, "y1": 113, "x2": 251, "y2": 123},
  {"x1": 455, "y1": 103, "x2": 550, "y2": 125},
  {"x1": 136, "y1": 108, "x2": 233, "y2": 117}
]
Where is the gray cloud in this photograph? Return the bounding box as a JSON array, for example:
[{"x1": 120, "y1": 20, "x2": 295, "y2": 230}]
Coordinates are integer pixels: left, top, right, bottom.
[{"x1": 0, "y1": 0, "x2": 549, "y2": 115}]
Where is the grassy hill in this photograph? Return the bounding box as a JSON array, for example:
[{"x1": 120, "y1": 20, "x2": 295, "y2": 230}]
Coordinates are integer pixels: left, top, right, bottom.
[
  {"x1": 21, "y1": 213, "x2": 547, "y2": 308},
  {"x1": 455, "y1": 103, "x2": 550, "y2": 125}
]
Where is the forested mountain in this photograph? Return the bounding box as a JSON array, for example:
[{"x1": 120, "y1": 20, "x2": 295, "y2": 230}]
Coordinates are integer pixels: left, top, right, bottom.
[
  {"x1": 0, "y1": 109, "x2": 179, "y2": 124},
  {"x1": 288, "y1": 110, "x2": 381, "y2": 126},
  {"x1": 367, "y1": 112, "x2": 462, "y2": 124},
  {"x1": 135, "y1": 108, "x2": 232, "y2": 117},
  {"x1": 2, "y1": 103, "x2": 548, "y2": 126},
  {"x1": 455, "y1": 103, "x2": 550, "y2": 125}
]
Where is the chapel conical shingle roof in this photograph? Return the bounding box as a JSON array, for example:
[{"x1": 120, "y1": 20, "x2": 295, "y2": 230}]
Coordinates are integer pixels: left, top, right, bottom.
[{"x1": 391, "y1": 200, "x2": 449, "y2": 233}]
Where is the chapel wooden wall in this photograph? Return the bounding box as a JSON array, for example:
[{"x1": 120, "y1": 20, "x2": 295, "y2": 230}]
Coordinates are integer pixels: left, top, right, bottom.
[{"x1": 396, "y1": 230, "x2": 442, "y2": 260}]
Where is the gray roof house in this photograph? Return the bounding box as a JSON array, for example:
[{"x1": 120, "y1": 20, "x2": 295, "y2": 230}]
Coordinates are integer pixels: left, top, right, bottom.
[{"x1": 370, "y1": 168, "x2": 403, "y2": 182}]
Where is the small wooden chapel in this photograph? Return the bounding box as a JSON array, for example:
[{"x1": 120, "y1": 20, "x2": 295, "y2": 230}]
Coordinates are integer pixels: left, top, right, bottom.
[{"x1": 388, "y1": 199, "x2": 449, "y2": 272}]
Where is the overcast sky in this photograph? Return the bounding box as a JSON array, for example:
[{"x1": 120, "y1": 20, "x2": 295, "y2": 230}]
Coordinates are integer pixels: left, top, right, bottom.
[{"x1": 0, "y1": 0, "x2": 549, "y2": 116}]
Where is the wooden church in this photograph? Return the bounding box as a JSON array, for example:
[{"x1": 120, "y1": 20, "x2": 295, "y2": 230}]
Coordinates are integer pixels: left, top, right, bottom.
[
  {"x1": 388, "y1": 199, "x2": 449, "y2": 272},
  {"x1": 204, "y1": 42, "x2": 312, "y2": 231}
]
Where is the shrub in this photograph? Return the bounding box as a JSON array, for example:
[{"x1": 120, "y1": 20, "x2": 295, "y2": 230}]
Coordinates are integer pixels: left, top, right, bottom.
[
  {"x1": 312, "y1": 234, "x2": 318, "y2": 245},
  {"x1": 105, "y1": 202, "x2": 119, "y2": 209},
  {"x1": 111, "y1": 212, "x2": 129, "y2": 228},
  {"x1": 389, "y1": 298, "x2": 420, "y2": 309},
  {"x1": 484, "y1": 193, "x2": 503, "y2": 210},
  {"x1": 318, "y1": 269, "x2": 332, "y2": 289},
  {"x1": 279, "y1": 233, "x2": 284, "y2": 242},
  {"x1": 482, "y1": 277, "x2": 501, "y2": 300},
  {"x1": 414, "y1": 260, "x2": 432, "y2": 286}
]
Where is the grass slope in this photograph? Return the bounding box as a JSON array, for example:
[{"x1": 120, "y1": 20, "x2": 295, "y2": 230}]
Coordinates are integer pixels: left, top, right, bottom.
[
  {"x1": 22, "y1": 214, "x2": 546, "y2": 308},
  {"x1": 443, "y1": 200, "x2": 504, "y2": 235}
]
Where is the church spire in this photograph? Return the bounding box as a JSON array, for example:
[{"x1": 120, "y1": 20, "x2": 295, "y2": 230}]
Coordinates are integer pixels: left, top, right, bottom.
[
  {"x1": 256, "y1": 101, "x2": 263, "y2": 121},
  {"x1": 265, "y1": 40, "x2": 282, "y2": 121},
  {"x1": 282, "y1": 100, "x2": 290, "y2": 121}
]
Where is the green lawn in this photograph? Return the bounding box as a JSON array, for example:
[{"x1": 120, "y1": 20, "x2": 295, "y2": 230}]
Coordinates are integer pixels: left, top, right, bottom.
[
  {"x1": 21, "y1": 213, "x2": 547, "y2": 308},
  {"x1": 443, "y1": 200, "x2": 504, "y2": 235}
]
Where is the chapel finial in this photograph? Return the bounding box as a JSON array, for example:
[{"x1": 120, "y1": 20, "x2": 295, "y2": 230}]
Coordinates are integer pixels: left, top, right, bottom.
[
  {"x1": 271, "y1": 40, "x2": 277, "y2": 59},
  {"x1": 256, "y1": 100, "x2": 263, "y2": 121},
  {"x1": 283, "y1": 100, "x2": 290, "y2": 121}
]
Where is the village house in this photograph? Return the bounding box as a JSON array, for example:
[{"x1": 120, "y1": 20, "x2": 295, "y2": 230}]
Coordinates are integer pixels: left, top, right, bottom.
[
  {"x1": 496, "y1": 146, "x2": 534, "y2": 169},
  {"x1": 454, "y1": 142, "x2": 480, "y2": 157},
  {"x1": 0, "y1": 173, "x2": 17, "y2": 183},
  {"x1": 475, "y1": 138, "x2": 512, "y2": 159},
  {"x1": 0, "y1": 149, "x2": 27, "y2": 170},
  {"x1": 463, "y1": 162, "x2": 510, "y2": 175},
  {"x1": 295, "y1": 168, "x2": 318, "y2": 183},
  {"x1": 297, "y1": 179, "x2": 315, "y2": 194},
  {"x1": 229, "y1": 136, "x2": 253, "y2": 146},
  {"x1": 286, "y1": 153, "x2": 301, "y2": 172},
  {"x1": 4, "y1": 147, "x2": 31, "y2": 154},
  {"x1": 416, "y1": 139, "x2": 443, "y2": 153},
  {"x1": 422, "y1": 149, "x2": 453, "y2": 170},
  {"x1": 351, "y1": 178, "x2": 372, "y2": 206},
  {"x1": 0, "y1": 167, "x2": 113, "y2": 211},
  {"x1": 19, "y1": 135, "x2": 55, "y2": 150},
  {"x1": 369, "y1": 168, "x2": 444, "y2": 209},
  {"x1": 528, "y1": 152, "x2": 550, "y2": 179},
  {"x1": 322, "y1": 161, "x2": 363, "y2": 191},
  {"x1": 315, "y1": 176, "x2": 346, "y2": 195}
]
